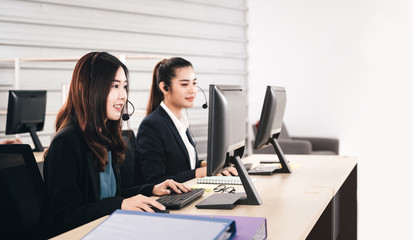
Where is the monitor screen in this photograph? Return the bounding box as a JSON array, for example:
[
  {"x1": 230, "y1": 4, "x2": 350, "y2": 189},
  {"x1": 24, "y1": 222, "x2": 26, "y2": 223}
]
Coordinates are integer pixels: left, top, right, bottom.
[
  {"x1": 206, "y1": 85, "x2": 246, "y2": 176},
  {"x1": 254, "y1": 86, "x2": 286, "y2": 149},
  {"x1": 5, "y1": 90, "x2": 47, "y2": 152},
  {"x1": 253, "y1": 86, "x2": 291, "y2": 173},
  {"x1": 200, "y1": 84, "x2": 262, "y2": 207}
]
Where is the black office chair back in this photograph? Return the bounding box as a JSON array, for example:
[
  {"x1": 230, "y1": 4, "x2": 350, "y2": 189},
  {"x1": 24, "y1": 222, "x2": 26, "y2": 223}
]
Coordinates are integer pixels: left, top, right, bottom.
[
  {"x1": 0, "y1": 144, "x2": 44, "y2": 239},
  {"x1": 120, "y1": 130, "x2": 144, "y2": 189}
]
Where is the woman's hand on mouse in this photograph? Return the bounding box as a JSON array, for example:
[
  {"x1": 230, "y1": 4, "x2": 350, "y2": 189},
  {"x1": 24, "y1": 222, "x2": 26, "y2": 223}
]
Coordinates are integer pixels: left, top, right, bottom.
[{"x1": 121, "y1": 194, "x2": 165, "y2": 212}]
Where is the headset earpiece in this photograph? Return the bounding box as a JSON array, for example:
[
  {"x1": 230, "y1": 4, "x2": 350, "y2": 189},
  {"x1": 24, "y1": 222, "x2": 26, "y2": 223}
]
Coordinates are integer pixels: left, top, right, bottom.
[{"x1": 164, "y1": 85, "x2": 168, "y2": 91}]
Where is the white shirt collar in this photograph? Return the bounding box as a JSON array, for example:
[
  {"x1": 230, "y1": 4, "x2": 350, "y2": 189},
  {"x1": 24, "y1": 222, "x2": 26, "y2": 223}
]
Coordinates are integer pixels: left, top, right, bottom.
[
  {"x1": 160, "y1": 101, "x2": 196, "y2": 169},
  {"x1": 160, "y1": 101, "x2": 189, "y2": 132}
]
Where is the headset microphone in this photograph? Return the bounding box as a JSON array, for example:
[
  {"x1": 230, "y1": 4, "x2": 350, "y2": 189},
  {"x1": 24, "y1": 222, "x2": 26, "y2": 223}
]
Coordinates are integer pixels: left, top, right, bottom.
[
  {"x1": 197, "y1": 86, "x2": 208, "y2": 109},
  {"x1": 122, "y1": 100, "x2": 135, "y2": 121}
]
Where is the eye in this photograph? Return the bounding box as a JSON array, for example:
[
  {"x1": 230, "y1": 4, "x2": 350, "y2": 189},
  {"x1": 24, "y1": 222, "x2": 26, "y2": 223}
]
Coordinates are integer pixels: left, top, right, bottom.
[
  {"x1": 124, "y1": 85, "x2": 128, "y2": 90},
  {"x1": 112, "y1": 84, "x2": 119, "y2": 88}
]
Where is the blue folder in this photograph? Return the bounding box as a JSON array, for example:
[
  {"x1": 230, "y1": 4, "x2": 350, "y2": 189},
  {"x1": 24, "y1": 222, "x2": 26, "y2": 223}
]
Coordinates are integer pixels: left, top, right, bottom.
[{"x1": 82, "y1": 210, "x2": 236, "y2": 240}]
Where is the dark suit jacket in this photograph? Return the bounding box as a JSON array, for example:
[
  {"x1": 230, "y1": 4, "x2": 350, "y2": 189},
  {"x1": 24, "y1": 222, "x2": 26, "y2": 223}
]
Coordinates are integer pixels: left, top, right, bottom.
[
  {"x1": 135, "y1": 106, "x2": 201, "y2": 184},
  {"x1": 41, "y1": 124, "x2": 154, "y2": 238}
]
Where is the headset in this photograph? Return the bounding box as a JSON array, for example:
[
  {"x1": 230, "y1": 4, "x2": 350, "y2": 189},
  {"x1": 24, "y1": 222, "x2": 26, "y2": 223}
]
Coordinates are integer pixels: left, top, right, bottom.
[
  {"x1": 161, "y1": 82, "x2": 207, "y2": 109},
  {"x1": 197, "y1": 85, "x2": 208, "y2": 109},
  {"x1": 122, "y1": 100, "x2": 135, "y2": 121},
  {"x1": 89, "y1": 52, "x2": 101, "y2": 81}
]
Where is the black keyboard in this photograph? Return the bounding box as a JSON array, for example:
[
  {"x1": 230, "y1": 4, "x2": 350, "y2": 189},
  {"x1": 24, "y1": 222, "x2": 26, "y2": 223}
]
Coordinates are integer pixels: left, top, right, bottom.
[{"x1": 156, "y1": 188, "x2": 205, "y2": 210}]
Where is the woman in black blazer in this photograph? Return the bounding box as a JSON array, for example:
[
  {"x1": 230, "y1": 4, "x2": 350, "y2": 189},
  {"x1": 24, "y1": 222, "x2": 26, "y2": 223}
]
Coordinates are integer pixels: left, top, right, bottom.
[
  {"x1": 41, "y1": 52, "x2": 189, "y2": 239},
  {"x1": 136, "y1": 57, "x2": 237, "y2": 185}
]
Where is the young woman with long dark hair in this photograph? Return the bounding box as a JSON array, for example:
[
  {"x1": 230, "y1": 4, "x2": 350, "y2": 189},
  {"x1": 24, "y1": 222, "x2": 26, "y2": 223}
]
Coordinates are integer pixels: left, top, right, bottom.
[{"x1": 41, "y1": 52, "x2": 189, "y2": 238}]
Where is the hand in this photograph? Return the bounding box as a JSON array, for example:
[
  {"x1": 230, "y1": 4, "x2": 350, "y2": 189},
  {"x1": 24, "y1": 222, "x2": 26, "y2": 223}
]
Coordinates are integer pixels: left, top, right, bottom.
[
  {"x1": 195, "y1": 166, "x2": 207, "y2": 178},
  {"x1": 217, "y1": 166, "x2": 238, "y2": 176},
  {"x1": 152, "y1": 179, "x2": 191, "y2": 196},
  {"x1": 121, "y1": 194, "x2": 165, "y2": 212},
  {"x1": 0, "y1": 138, "x2": 22, "y2": 144}
]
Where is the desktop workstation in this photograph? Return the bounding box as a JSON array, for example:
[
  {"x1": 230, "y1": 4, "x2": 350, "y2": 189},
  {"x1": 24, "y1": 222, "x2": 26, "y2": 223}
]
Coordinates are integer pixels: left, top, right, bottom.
[
  {"x1": 50, "y1": 85, "x2": 357, "y2": 239},
  {"x1": 1, "y1": 85, "x2": 357, "y2": 239},
  {"x1": 52, "y1": 155, "x2": 357, "y2": 240}
]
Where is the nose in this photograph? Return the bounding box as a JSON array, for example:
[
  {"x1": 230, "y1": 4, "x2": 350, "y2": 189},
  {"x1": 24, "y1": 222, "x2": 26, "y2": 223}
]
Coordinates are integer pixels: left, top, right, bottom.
[
  {"x1": 119, "y1": 88, "x2": 127, "y2": 100},
  {"x1": 190, "y1": 84, "x2": 197, "y2": 94}
]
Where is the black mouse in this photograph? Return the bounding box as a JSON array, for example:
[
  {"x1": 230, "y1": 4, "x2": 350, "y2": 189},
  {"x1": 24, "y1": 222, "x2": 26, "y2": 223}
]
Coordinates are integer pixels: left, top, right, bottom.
[{"x1": 149, "y1": 206, "x2": 169, "y2": 213}]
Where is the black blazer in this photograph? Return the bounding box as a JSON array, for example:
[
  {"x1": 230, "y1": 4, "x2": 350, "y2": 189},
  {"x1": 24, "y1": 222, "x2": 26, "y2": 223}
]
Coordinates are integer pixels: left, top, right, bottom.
[
  {"x1": 41, "y1": 124, "x2": 154, "y2": 238},
  {"x1": 135, "y1": 106, "x2": 201, "y2": 184}
]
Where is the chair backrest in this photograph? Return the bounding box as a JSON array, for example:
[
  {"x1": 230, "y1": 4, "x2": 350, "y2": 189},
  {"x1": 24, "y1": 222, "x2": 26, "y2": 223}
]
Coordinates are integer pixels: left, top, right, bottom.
[
  {"x1": 0, "y1": 144, "x2": 44, "y2": 239},
  {"x1": 120, "y1": 130, "x2": 143, "y2": 189},
  {"x1": 278, "y1": 123, "x2": 291, "y2": 140}
]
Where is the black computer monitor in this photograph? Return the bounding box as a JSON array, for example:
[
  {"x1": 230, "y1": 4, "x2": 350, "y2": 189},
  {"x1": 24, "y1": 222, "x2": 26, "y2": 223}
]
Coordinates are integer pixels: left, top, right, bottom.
[
  {"x1": 205, "y1": 85, "x2": 262, "y2": 206},
  {"x1": 5, "y1": 90, "x2": 47, "y2": 152},
  {"x1": 254, "y1": 86, "x2": 291, "y2": 173}
]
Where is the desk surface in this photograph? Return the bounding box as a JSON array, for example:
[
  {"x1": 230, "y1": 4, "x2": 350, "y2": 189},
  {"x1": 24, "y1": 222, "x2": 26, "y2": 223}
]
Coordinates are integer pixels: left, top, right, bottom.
[{"x1": 52, "y1": 154, "x2": 357, "y2": 240}]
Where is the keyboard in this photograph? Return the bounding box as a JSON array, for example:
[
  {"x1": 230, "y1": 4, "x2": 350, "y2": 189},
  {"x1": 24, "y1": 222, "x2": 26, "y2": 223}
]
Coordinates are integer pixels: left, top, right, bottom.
[{"x1": 156, "y1": 188, "x2": 205, "y2": 210}]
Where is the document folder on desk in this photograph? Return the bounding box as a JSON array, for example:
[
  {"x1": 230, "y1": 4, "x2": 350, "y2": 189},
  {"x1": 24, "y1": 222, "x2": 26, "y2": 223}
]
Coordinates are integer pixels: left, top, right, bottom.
[
  {"x1": 185, "y1": 214, "x2": 267, "y2": 240},
  {"x1": 81, "y1": 210, "x2": 236, "y2": 240}
]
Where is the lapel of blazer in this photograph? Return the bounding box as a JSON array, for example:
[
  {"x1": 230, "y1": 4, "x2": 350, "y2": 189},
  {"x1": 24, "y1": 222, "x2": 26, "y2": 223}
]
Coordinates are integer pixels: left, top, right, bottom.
[
  {"x1": 157, "y1": 107, "x2": 191, "y2": 166},
  {"x1": 85, "y1": 150, "x2": 101, "y2": 201},
  {"x1": 111, "y1": 155, "x2": 121, "y2": 195},
  {"x1": 73, "y1": 123, "x2": 101, "y2": 200},
  {"x1": 185, "y1": 129, "x2": 199, "y2": 163}
]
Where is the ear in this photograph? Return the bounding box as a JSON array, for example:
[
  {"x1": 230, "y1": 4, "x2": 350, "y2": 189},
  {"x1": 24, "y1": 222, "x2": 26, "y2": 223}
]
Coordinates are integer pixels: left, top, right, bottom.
[{"x1": 159, "y1": 81, "x2": 168, "y2": 95}]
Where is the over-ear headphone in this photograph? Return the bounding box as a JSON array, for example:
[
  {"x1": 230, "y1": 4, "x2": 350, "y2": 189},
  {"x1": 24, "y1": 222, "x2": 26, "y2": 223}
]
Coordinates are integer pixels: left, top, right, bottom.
[{"x1": 89, "y1": 52, "x2": 101, "y2": 80}]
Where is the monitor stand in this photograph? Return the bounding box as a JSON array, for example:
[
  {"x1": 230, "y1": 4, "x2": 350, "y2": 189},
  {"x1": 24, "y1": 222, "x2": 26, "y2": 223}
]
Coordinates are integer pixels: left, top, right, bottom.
[
  {"x1": 195, "y1": 156, "x2": 262, "y2": 209},
  {"x1": 268, "y1": 137, "x2": 292, "y2": 173},
  {"x1": 29, "y1": 126, "x2": 44, "y2": 152},
  {"x1": 231, "y1": 156, "x2": 262, "y2": 205}
]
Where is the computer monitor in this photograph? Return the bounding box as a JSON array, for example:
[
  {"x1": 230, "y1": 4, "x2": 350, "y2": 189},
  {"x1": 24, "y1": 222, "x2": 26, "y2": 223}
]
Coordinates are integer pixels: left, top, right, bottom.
[
  {"x1": 254, "y1": 86, "x2": 291, "y2": 173},
  {"x1": 205, "y1": 85, "x2": 262, "y2": 206},
  {"x1": 5, "y1": 90, "x2": 47, "y2": 152}
]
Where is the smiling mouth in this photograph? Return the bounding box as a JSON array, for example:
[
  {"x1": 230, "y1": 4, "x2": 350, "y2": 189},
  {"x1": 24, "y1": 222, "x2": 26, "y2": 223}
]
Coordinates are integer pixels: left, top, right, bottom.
[{"x1": 113, "y1": 104, "x2": 123, "y2": 111}]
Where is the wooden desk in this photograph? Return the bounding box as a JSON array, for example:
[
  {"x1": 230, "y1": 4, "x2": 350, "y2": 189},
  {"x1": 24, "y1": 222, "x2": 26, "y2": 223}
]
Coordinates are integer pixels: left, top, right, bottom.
[{"x1": 52, "y1": 154, "x2": 358, "y2": 240}]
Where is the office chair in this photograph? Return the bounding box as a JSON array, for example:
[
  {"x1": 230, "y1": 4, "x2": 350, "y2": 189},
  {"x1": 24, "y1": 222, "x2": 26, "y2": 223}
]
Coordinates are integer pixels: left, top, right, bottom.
[
  {"x1": 252, "y1": 123, "x2": 339, "y2": 155},
  {"x1": 120, "y1": 130, "x2": 144, "y2": 191},
  {"x1": 0, "y1": 144, "x2": 44, "y2": 239}
]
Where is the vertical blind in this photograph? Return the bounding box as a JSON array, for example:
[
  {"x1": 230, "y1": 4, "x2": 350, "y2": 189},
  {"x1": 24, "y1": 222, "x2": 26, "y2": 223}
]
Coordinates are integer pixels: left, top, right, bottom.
[{"x1": 0, "y1": 0, "x2": 248, "y2": 159}]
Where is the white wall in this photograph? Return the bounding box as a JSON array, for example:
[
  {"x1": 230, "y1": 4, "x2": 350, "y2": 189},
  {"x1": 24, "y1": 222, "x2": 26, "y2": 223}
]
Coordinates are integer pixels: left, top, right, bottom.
[
  {"x1": 0, "y1": 0, "x2": 248, "y2": 159},
  {"x1": 248, "y1": 0, "x2": 413, "y2": 239}
]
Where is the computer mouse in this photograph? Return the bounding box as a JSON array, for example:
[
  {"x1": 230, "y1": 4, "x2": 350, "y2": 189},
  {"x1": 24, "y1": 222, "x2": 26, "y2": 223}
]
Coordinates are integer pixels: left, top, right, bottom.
[
  {"x1": 167, "y1": 187, "x2": 178, "y2": 194},
  {"x1": 149, "y1": 206, "x2": 169, "y2": 213}
]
